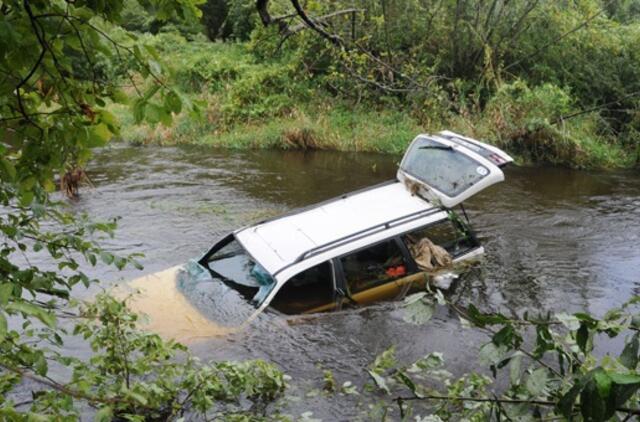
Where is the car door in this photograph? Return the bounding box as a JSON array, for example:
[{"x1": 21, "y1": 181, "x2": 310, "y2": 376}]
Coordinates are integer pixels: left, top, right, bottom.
[
  {"x1": 335, "y1": 238, "x2": 417, "y2": 306},
  {"x1": 397, "y1": 131, "x2": 513, "y2": 208},
  {"x1": 269, "y1": 261, "x2": 338, "y2": 315}
]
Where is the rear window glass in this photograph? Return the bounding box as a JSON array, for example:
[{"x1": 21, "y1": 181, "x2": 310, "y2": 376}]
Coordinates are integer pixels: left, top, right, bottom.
[{"x1": 401, "y1": 137, "x2": 489, "y2": 197}]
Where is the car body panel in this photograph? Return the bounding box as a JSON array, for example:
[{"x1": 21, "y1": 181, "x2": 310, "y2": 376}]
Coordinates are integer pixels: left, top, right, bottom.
[{"x1": 234, "y1": 181, "x2": 443, "y2": 278}]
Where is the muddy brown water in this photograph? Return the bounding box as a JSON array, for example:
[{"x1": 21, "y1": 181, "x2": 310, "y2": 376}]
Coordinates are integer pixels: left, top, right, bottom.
[{"x1": 27, "y1": 145, "x2": 640, "y2": 419}]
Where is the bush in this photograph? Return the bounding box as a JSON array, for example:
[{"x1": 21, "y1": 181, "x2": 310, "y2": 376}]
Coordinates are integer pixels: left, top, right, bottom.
[{"x1": 451, "y1": 80, "x2": 630, "y2": 168}]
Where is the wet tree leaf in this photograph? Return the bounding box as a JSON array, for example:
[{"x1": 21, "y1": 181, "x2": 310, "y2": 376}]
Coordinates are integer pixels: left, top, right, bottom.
[
  {"x1": 396, "y1": 371, "x2": 423, "y2": 398},
  {"x1": 403, "y1": 298, "x2": 434, "y2": 325},
  {"x1": 94, "y1": 406, "x2": 113, "y2": 422},
  {"x1": 0, "y1": 312, "x2": 7, "y2": 341},
  {"x1": 620, "y1": 332, "x2": 640, "y2": 369},
  {"x1": 371, "y1": 346, "x2": 397, "y2": 373},
  {"x1": 368, "y1": 370, "x2": 390, "y2": 394},
  {"x1": 466, "y1": 304, "x2": 509, "y2": 327},
  {"x1": 556, "y1": 312, "x2": 580, "y2": 330},
  {"x1": 578, "y1": 368, "x2": 617, "y2": 422},
  {"x1": 509, "y1": 352, "x2": 523, "y2": 386},
  {"x1": 557, "y1": 379, "x2": 584, "y2": 419},
  {"x1": 576, "y1": 322, "x2": 590, "y2": 354},
  {"x1": 525, "y1": 368, "x2": 548, "y2": 397}
]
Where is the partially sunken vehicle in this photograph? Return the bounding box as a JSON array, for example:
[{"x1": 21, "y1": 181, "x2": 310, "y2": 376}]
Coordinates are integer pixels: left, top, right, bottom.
[{"x1": 188, "y1": 131, "x2": 513, "y2": 321}]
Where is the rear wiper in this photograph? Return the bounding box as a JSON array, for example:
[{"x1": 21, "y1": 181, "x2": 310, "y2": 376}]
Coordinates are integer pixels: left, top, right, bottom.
[{"x1": 419, "y1": 145, "x2": 453, "y2": 151}]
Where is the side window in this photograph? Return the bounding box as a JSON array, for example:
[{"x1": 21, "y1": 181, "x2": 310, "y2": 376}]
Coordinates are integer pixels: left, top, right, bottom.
[
  {"x1": 270, "y1": 262, "x2": 335, "y2": 315},
  {"x1": 340, "y1": 240, "x2": 408, "y2": 295},
  {"x1": 402, "y1": 220, "x2": 474, "y2": 258}
]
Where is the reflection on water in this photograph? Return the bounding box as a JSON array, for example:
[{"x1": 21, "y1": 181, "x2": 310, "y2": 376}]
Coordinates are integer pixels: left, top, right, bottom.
[{"x1": 41, "y1": 145, "x2": 640, "y2": 419}]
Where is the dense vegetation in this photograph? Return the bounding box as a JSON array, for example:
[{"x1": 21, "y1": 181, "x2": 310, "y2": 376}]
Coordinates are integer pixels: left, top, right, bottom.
[
  {"x1": 110, "y1": 0, "x2": 640, "y2": 168},
  {"x1": 2, "y1": 0, "x2": 640, "y2": 420}
]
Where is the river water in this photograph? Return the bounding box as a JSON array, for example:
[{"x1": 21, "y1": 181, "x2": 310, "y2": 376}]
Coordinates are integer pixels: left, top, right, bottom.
[{"x1": 53, "y1": 145, "x2": 640, "y2": 419}]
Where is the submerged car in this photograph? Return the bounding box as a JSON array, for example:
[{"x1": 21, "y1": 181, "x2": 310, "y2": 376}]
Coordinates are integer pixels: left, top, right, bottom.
[{"x1": 125, "y1": 131, "x2": 513, "y2": 338}]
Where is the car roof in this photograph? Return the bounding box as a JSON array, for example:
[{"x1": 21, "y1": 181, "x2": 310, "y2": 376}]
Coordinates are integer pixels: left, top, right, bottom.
[{"x1": 235, "y1": 181, "x2": 447, "y2": 279}]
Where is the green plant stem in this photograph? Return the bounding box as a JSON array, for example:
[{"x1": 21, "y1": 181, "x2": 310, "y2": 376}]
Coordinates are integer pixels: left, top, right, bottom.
[{"x1": 395, "y1": 394, "x2": 640, "y2": 416}]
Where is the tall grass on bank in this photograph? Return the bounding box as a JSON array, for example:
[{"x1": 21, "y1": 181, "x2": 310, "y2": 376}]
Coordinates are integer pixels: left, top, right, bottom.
[{"x1": 109, "y1": 33, "x2": 637, "y2": 169}]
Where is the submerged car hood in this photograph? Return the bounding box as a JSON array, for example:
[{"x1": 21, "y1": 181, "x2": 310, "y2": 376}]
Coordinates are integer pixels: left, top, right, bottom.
[{"x1": 116, "y1": 262, "x2": 256, "y2": 343}]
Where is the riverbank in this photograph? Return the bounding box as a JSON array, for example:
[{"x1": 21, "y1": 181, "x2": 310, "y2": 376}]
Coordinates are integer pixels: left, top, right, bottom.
[{"x1": 109, "y1": 34, "x2": 638, "y2": 169}]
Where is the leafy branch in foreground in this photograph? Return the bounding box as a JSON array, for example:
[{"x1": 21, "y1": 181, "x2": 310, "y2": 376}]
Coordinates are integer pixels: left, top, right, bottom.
[
  {"x1": 362, "y1": 282, "x2": 640, "y2": 421},
  {"x1": 1, "y1": 0, "x2": 202, "y2": 202},
  {"x1": 1, "y1": 293, "x2": 286, "y2": 420},
  {"x1": 0, "y1": 1, "x2": 266, "y2": 420}
]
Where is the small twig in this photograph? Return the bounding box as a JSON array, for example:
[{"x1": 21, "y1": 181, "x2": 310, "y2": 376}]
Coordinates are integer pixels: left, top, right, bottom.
[{"x1": 395, "y1": 394, "x2": 640, "y2": 416}]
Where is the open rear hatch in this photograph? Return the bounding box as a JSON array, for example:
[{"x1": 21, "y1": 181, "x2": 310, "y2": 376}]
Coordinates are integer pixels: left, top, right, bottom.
[{"x1": 397, "y1": 130, "x2": 513, "y2": 208}]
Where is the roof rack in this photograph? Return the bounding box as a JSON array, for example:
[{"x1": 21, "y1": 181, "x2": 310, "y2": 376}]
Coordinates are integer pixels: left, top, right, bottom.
[{"x1": 294, "y1": 207, "x2": 443, "y2": 263}]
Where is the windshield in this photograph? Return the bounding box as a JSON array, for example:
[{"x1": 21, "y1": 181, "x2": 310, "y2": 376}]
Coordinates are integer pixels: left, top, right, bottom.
[
  {"x1": 206, "y1": 239, "x2": 275, "y2": 305},
  {"x1": 173, "y1": 239, "x2": 276, "y2": 327},
  {"x1": 402, "y1": 137, "x2": 489, "y2": 197}
]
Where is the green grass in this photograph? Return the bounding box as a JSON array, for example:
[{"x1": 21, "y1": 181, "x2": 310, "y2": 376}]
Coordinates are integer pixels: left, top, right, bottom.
[{"x1": 109, "y1": 34, "x2": 638, "y2": 169}]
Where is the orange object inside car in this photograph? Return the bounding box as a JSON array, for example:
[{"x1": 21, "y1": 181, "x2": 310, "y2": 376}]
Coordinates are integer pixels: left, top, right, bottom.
[{"x1": 385, "y1": 265, "x2": 407, "y2": 278}]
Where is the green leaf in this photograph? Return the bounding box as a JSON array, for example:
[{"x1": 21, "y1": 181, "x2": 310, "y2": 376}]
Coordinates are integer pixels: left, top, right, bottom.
[
  {"x1": 556, "y1": 312, "x2": 580, "y2": 330},
  {"x1": 19, "y1": 189, "x2": 34, "y2": 207},
  {"x1": 94, "y1": 406, "x2": 113, "y2": 422},
  {"x1": 403, "y1": 297, "x2": 434, "y2": 325},
  {"x1": 492, "y1": 325, "x2": 522, "y2": 348},
  {"x1": 466, "y1": 304, "x2": 509, "y2": 327},
  {"x1": 142, "y1": 83, "x2": 161, "y2": 102},
  {"x1": 557, "y1": 380, "x2": 584, "y2": 419},
  {"x1": 114, "y1": 256, "x2": 126, "y2": 271},
  {"x1": 0, "y1": 312, "x2": 7, "y2": 341},
  {"x1": 112, "y1": 89, "x2": 130, "y2": 104},
  {"x1": 609, "y1": 372, "x2": 640, "y2": 385},
  {"x1": 0, "y1": 158, "x2": 16, "y2": 181},
  {"x1": 6, "y1": 302, "x2": 56, "y2": 328},
  {"x1": 395, "y1": 371, "x2": 423, "y2": 398},
  {"x1": 371, "y1": 346, "x2": 397, "y2": 372},
  {"x1": 608, "y1": 371, "x2": 640, "y2": 409},
  {"x1": 159, "y1": 107, "x2": 172, "y2": 126},
  {"x1": 525, "y1": 368, "x2": 548, "y2": 397},
  {"x1": 164, "y1": 91, "x2": 182, "y2": 114},
  {"x1": 88, "y1": 123, "x2": 113, "y2": 147},
  {"x1": 34, "y1": 352, "x2": 47, "y2": 376},
  {"x1": 133, "y1": 100, "x2": 146, "y2": 123},
  {"x1": 0, "y1": 284, "x2": 12, "y2": 306},
  {"x1": 620, "y1": 332, "x2": 639, "y2": 369},
  {"x1": 128, "y1": 392, "x2": 148, "y2": 405},
  {"x1": 100, "y1": 252, "x2": 114, "y2": 265},
  {"x1": 579, "y1": 368, "x2": 615, "y2": 421},
  {"x1": 509, "y1": 352, "x2": 523, "y2": 386},
  {"x1": 145, "y1": 103, "x2": 163, "y2": 124},
  {"x1": 148, "y1": 59, "x2": 162, "y2": 76},
  {"x1": 580, "y1": 378, "x2": 606, "y2": 422},
  {"x1": 368, "y1": 370, "x2": 390, "y2": 394},
  {"x1": 576, "y1": 322, "x2": 590, "y2": 354}
]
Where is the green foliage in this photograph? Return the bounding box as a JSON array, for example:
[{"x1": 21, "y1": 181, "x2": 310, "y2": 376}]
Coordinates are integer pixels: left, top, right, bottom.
[
  {"x1": 2, "y1": 294, "x2": 286, "y2": 419},
  {"x1": 449, "y1": 80, "x2": 631, "y2": 168},
  {"x1": 108, "y1": 0, "x2": 640, "y2": 168},
  {"x1": 0, "y1": 1, "x2": 292, "y2": 420},
  {"x1": 357, "y1": 286, "x2": 640, "y2": 420}
]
